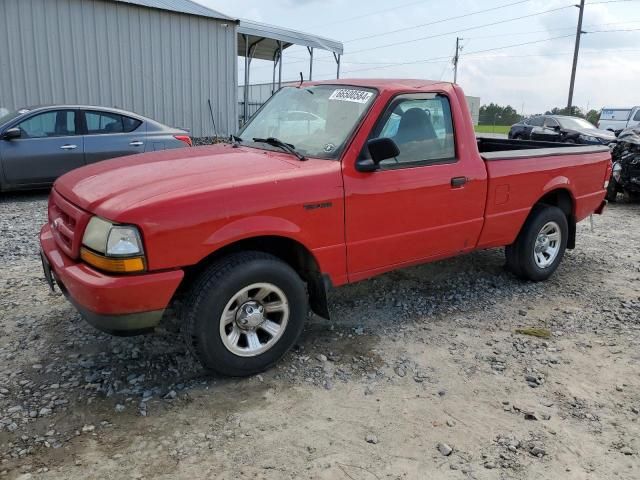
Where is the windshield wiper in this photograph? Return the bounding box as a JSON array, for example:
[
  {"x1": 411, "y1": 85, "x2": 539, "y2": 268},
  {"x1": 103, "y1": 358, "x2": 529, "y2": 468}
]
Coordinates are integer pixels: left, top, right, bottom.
[{"x1": 252, "y1": 137, "x2": 307, "y2": 161}]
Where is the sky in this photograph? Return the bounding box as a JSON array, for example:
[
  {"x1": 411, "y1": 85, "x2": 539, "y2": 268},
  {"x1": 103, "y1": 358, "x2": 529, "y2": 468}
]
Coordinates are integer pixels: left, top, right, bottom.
[{"x1": 198, "y1": 0, "x2": 640, "y2": 115}]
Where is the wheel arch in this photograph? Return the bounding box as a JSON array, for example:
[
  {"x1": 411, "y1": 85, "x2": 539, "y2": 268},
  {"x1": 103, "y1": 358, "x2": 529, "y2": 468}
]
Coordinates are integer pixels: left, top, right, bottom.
[
  {"x1": 178, "y1": 234, "x2": 331, "y2": 319},
  {"x1": 533, "y1": 187, "x2": 576, "y2": 249}
]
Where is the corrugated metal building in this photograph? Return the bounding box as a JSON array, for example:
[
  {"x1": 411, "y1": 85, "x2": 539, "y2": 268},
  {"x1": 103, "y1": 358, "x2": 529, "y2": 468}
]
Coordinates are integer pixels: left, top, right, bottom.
[{"x1": 0, "y1": 0, "x2": 238, "y2": 137}]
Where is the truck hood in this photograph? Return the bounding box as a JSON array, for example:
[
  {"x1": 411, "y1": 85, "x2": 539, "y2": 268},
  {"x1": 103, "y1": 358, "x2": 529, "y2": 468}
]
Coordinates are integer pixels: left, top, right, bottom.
[{"x1": 54, "y1": 144, "x2": 301, "y2": 214}]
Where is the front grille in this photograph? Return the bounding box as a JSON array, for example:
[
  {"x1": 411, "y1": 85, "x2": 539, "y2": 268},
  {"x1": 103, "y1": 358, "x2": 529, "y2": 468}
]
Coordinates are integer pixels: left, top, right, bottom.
[{"x1": 48, "y1": 189, "x2": 91, "y2": 259}]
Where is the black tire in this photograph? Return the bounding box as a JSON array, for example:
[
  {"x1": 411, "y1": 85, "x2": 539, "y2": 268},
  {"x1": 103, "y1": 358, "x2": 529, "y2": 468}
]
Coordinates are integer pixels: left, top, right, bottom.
[
  {"x1": 504, "y1": 243, "x2": 522, "y2": 276},
  {"x1": 183, "y1": 251, "x2": 307, "y2": 376},
  {"x1": 606, "y1": 177, "x2": 619, "y2": 202},
  {"x1": 625, "y1": 190, "x2": 640, "y2": 203},
  {"x1": 505, "y1": 205, "x2": 568, "y2": 282}
]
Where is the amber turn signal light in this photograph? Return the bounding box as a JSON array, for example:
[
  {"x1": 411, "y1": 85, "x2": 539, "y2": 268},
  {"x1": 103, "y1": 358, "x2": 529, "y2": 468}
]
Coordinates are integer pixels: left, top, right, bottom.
[{"x1": 80, "y1": 248, "x2": 146, "y2": 273}]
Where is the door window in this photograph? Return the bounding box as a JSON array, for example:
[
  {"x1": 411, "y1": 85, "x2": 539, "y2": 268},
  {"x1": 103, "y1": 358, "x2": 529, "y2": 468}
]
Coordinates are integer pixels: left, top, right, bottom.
[
  {"x1": 544, "y1": 117, "x2": 559, "y2": 128},
  {"x1": 17, "y1": 111, "x2": 77, "y2": 138},
  {"x1": 369, "y1": 94, "x2": 456, "y2": 168},
  {"x1": 633, "y1": 109, "x2": 640, "y2": 122},
  {"x1": 528, "y1": 116, "x2": 544, "y2": 127},
  {"x1": 85, "y1": 111, "x2": 142, "y2": 134}
]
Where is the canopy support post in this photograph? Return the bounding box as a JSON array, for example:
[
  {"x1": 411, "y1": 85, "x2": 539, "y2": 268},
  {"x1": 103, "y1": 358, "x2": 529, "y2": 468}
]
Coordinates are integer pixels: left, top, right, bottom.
[
  {"x1": 277, "y1": 41, "x2": 283, "y2": 88},
  {"x1": 333, "y1": 52, "x2": 341, "y2": 79},
  {"x1": 308, "y1": 47, "x2": 314, "y2": 81},
  {"x1": 272, "y1": 49, "x2": 279, "y2": 95},
  {"x1": 243, "y1": 34, "x2": 250, "y2": 126}
]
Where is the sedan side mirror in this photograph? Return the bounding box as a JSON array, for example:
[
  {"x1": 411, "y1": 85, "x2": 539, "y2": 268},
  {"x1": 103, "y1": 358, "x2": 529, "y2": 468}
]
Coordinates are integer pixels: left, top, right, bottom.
[{"x1": 1, "y1": 127, "x2": 21, "y2": 140}]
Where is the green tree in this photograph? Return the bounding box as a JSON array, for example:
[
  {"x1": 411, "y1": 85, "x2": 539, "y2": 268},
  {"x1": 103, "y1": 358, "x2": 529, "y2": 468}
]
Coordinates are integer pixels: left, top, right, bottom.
[
  {"x1": 545, "y1": 106, "x2": 585, "y2": 118},
  {"x1": 479, "y1": 103, "x2": 522, "y2": 125},
  {"x1": 585, "y1": 109, "x2": 600, "y2": 125}
]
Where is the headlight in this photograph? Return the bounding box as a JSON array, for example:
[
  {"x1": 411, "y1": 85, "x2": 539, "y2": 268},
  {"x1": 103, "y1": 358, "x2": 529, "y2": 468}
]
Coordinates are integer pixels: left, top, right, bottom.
[
  {"x1": 579, "y1": 135, "x2": 601, "y2": 144},
  {"x1": 80, "y1": 217, "x2": 146, "y2": 273},
  {"x1": 612, "y1": 162, "x2": 622, "y2": 182}
]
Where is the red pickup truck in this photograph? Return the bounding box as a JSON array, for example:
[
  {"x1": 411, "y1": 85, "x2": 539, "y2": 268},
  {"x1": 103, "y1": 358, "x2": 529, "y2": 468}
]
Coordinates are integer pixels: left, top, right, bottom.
[{"x1": 40, "y1": 79, "x2": 611, "y2": 376}]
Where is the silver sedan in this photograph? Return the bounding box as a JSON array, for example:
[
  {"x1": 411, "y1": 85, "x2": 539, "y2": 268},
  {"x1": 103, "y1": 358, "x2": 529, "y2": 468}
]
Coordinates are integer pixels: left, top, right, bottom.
[{"x1": 0, "y1": 105, "x2": 192, "y2": 191}]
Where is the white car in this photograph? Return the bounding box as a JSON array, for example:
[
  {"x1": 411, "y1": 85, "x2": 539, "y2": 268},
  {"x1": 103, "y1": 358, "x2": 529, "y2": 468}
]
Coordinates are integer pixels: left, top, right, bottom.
[{"x1": 597, "y1": 106, "x2": 640, "y2": 132}]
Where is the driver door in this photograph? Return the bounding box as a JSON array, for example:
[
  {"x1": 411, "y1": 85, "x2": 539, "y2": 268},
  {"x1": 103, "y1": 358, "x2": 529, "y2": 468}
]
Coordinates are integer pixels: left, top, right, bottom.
[
  {"x1": 342, "y1": 93, "x2": 487, "y2": 280},
  {"x1": 530, "y1": 117, "x2": 561, "y2": 142},
  {"x1": 0, "y1": 109, "x2": 84, "y2": 186}
]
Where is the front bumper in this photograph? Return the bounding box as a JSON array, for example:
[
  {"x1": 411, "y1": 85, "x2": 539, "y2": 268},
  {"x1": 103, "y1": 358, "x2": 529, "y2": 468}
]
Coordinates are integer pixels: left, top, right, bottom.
[{"x1": 40, "y1": 224, "x2": 184, "y2": 335}]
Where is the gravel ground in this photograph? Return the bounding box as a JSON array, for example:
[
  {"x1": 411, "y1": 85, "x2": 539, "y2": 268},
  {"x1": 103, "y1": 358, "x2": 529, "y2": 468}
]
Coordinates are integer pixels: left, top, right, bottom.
[{"x1": 0, "y1": 191, "x2": 638, "y2": 480}]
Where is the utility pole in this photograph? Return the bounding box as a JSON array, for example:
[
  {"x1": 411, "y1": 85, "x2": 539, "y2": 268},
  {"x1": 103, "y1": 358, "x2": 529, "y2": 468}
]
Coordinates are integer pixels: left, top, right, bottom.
[
  {"x1": 453, "y1": 37, "x2": 462, "y2": 84},
  {"x1": 567, "y1": 0, "x2": 585, "y2": 110}
]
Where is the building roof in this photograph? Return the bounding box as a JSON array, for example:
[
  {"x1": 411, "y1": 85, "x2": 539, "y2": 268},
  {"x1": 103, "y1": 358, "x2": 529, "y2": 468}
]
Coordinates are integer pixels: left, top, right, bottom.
[
  {"x1": 112, "y1": 0, "x2": 235, "y2": 21},
  {"x1": 110, "y1": 1, "x2": 344, "y2": 60},
  {"x1": 238, "y1": 19, "x2": 343, "y2": 60}
]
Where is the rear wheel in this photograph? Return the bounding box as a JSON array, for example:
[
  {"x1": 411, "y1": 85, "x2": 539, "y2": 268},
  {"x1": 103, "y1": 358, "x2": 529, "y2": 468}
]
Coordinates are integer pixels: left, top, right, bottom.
[
  {"x1": 183, "y1": 252, "x2": 308, "y2": 376},
  {"x1": 505, "y1": 205, "x2": 568, "y2": 282}
]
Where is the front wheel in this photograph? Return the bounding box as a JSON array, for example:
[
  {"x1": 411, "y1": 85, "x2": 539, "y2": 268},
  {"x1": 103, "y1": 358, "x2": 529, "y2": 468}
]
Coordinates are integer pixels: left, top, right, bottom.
[
  {"x1": 183, "y1": 252, "x2": 308, "y2": 376},
  {"x1": 606, "y1": 177, "x2": 619, "y2": 202},
  {"x1": 505, "y1": 205, "x2": 568, "y2": 282}
]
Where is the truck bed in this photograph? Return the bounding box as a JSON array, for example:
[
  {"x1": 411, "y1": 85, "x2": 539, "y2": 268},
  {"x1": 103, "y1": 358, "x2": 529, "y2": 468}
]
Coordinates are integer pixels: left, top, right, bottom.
[
  {"x1": 475, "y1": 140, "x2": 611, "y2": 250},
  {"x1": 477, "y1": 137, "x2": 610, "y2": 157}
]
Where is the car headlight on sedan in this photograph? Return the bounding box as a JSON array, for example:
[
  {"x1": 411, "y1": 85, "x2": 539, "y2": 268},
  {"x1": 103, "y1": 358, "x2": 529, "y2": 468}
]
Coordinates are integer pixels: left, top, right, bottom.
[
  {"x1": 612, "y1": 162, "x2": 622, "y2": 183},
  {"x1": 579, "y1": 134, "x2": 601, "y2": 144},
  {"x1": 80, "y1": 216, "x2": 146, "y2": 273}
]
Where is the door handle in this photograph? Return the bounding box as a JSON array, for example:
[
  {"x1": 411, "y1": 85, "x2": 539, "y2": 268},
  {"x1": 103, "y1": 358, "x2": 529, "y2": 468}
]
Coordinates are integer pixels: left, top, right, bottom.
[
  {"x1": 129, "y1": 141, "x2": 144, "y2": 147},
  {"x1": 451, "y1": 176, "x2": 467, "y2": 188},
  {"x1": 60, "y1": 144, "x2": 77, "y2": 150}
]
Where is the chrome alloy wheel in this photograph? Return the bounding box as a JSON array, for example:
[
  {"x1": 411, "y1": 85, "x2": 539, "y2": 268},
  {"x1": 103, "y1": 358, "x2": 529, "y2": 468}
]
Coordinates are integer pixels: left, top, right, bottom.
[
  {"x1": 219, "y1": 283, "x2": 289, "y2": 357},
  {"x1": 533, "y1": 221, "x2": 561, "y2": 269}
]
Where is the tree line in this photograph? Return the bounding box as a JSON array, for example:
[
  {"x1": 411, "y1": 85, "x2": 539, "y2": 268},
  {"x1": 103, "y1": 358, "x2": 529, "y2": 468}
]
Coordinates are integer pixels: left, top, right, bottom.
[{"x1": 479, "y1": 103, "x2": 600, "y2": 126}]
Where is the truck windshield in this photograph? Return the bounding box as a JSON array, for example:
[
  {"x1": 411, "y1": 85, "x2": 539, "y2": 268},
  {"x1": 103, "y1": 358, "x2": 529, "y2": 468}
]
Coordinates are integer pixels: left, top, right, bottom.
[{"x1": 238, "y1": 85, "x2": 377, "y2": 159}]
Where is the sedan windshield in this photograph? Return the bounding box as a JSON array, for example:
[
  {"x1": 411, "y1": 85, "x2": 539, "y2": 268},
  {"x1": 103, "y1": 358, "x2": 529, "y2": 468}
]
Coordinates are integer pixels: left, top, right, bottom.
[
  {"x1": 557, "y1": 117, "x2": 597, "y2": 130},
  {"x1": 238, "y1": 85, "x2": 377, "y2": 159}
]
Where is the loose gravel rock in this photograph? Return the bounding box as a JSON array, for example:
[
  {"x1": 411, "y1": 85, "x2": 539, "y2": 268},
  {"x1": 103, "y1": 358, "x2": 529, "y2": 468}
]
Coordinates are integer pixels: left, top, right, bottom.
[{"x1": 0, "y1": 192, "x2": 639, "y2": 479}]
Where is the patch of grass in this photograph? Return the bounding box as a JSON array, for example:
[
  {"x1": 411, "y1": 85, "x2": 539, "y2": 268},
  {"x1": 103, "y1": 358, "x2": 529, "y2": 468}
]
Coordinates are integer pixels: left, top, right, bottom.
[
  {"x1": 515, "y1": 327, "x2": 552, "y2": 339},
  {"x1": 475, "y1": 124, "x2": 511, "y2": 135}
]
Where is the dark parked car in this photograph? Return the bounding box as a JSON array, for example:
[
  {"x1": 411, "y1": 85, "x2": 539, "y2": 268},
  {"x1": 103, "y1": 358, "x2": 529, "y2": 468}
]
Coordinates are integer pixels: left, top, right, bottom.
[
  {"x1": 0, "y1": 106, "x2": 192, "y2": 191},
  {"x1": 508, "y1": 115, "x2": 615, "y2": 145}
]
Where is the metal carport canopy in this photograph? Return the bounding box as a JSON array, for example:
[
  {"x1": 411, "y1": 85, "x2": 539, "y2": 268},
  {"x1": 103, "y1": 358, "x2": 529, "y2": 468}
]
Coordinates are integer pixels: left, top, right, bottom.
[
  {"x1": 238, "y1": 19, "x2": 344, "y2": 124},
  {"x1": 238, "y1": 19, "x2": 343, "y2": 60}
]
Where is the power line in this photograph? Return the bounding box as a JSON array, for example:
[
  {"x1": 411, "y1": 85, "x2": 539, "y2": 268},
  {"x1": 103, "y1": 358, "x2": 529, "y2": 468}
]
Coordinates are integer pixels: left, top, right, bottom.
[
  {"x1": 343, "y1": 0, "x2": 533, "y2": 43},
  {"x1": 588, "y1": 0, "x2": 640, "y2": 4},
  {"x1": 346, "y1": 4, "x2": 576, "y2": 54},
  {"x1": 314, "y1": 34, "x2": 574, "y2": 77},
  {"x1": 245, "y1": 1, "x2": 571, "y2": 72},
  {"x1": 464, "y1": 19, "x2": 640, "y2": 39},
  {"x1": 303, "y1": 0, "x2": 430, "y2": 28},
  {"x1": 586, "y1": 27, "x2": 640, "y2": 33}
]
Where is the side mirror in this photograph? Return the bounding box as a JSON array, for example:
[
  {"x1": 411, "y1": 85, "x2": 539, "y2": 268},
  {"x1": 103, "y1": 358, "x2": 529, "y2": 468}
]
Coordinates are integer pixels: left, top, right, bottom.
[
  {"x1": 553, "y1": 125, "x2": 561, "y2": 132},
  {"x1": 369, "y1": 137, "x2": 399, "y2": 162},
  {"x1": 1, "y1": 127, "x2": 21, "y2": 140},
  {"x1": 355, "y1": 137, "x2": 400, "y2": 172}
]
